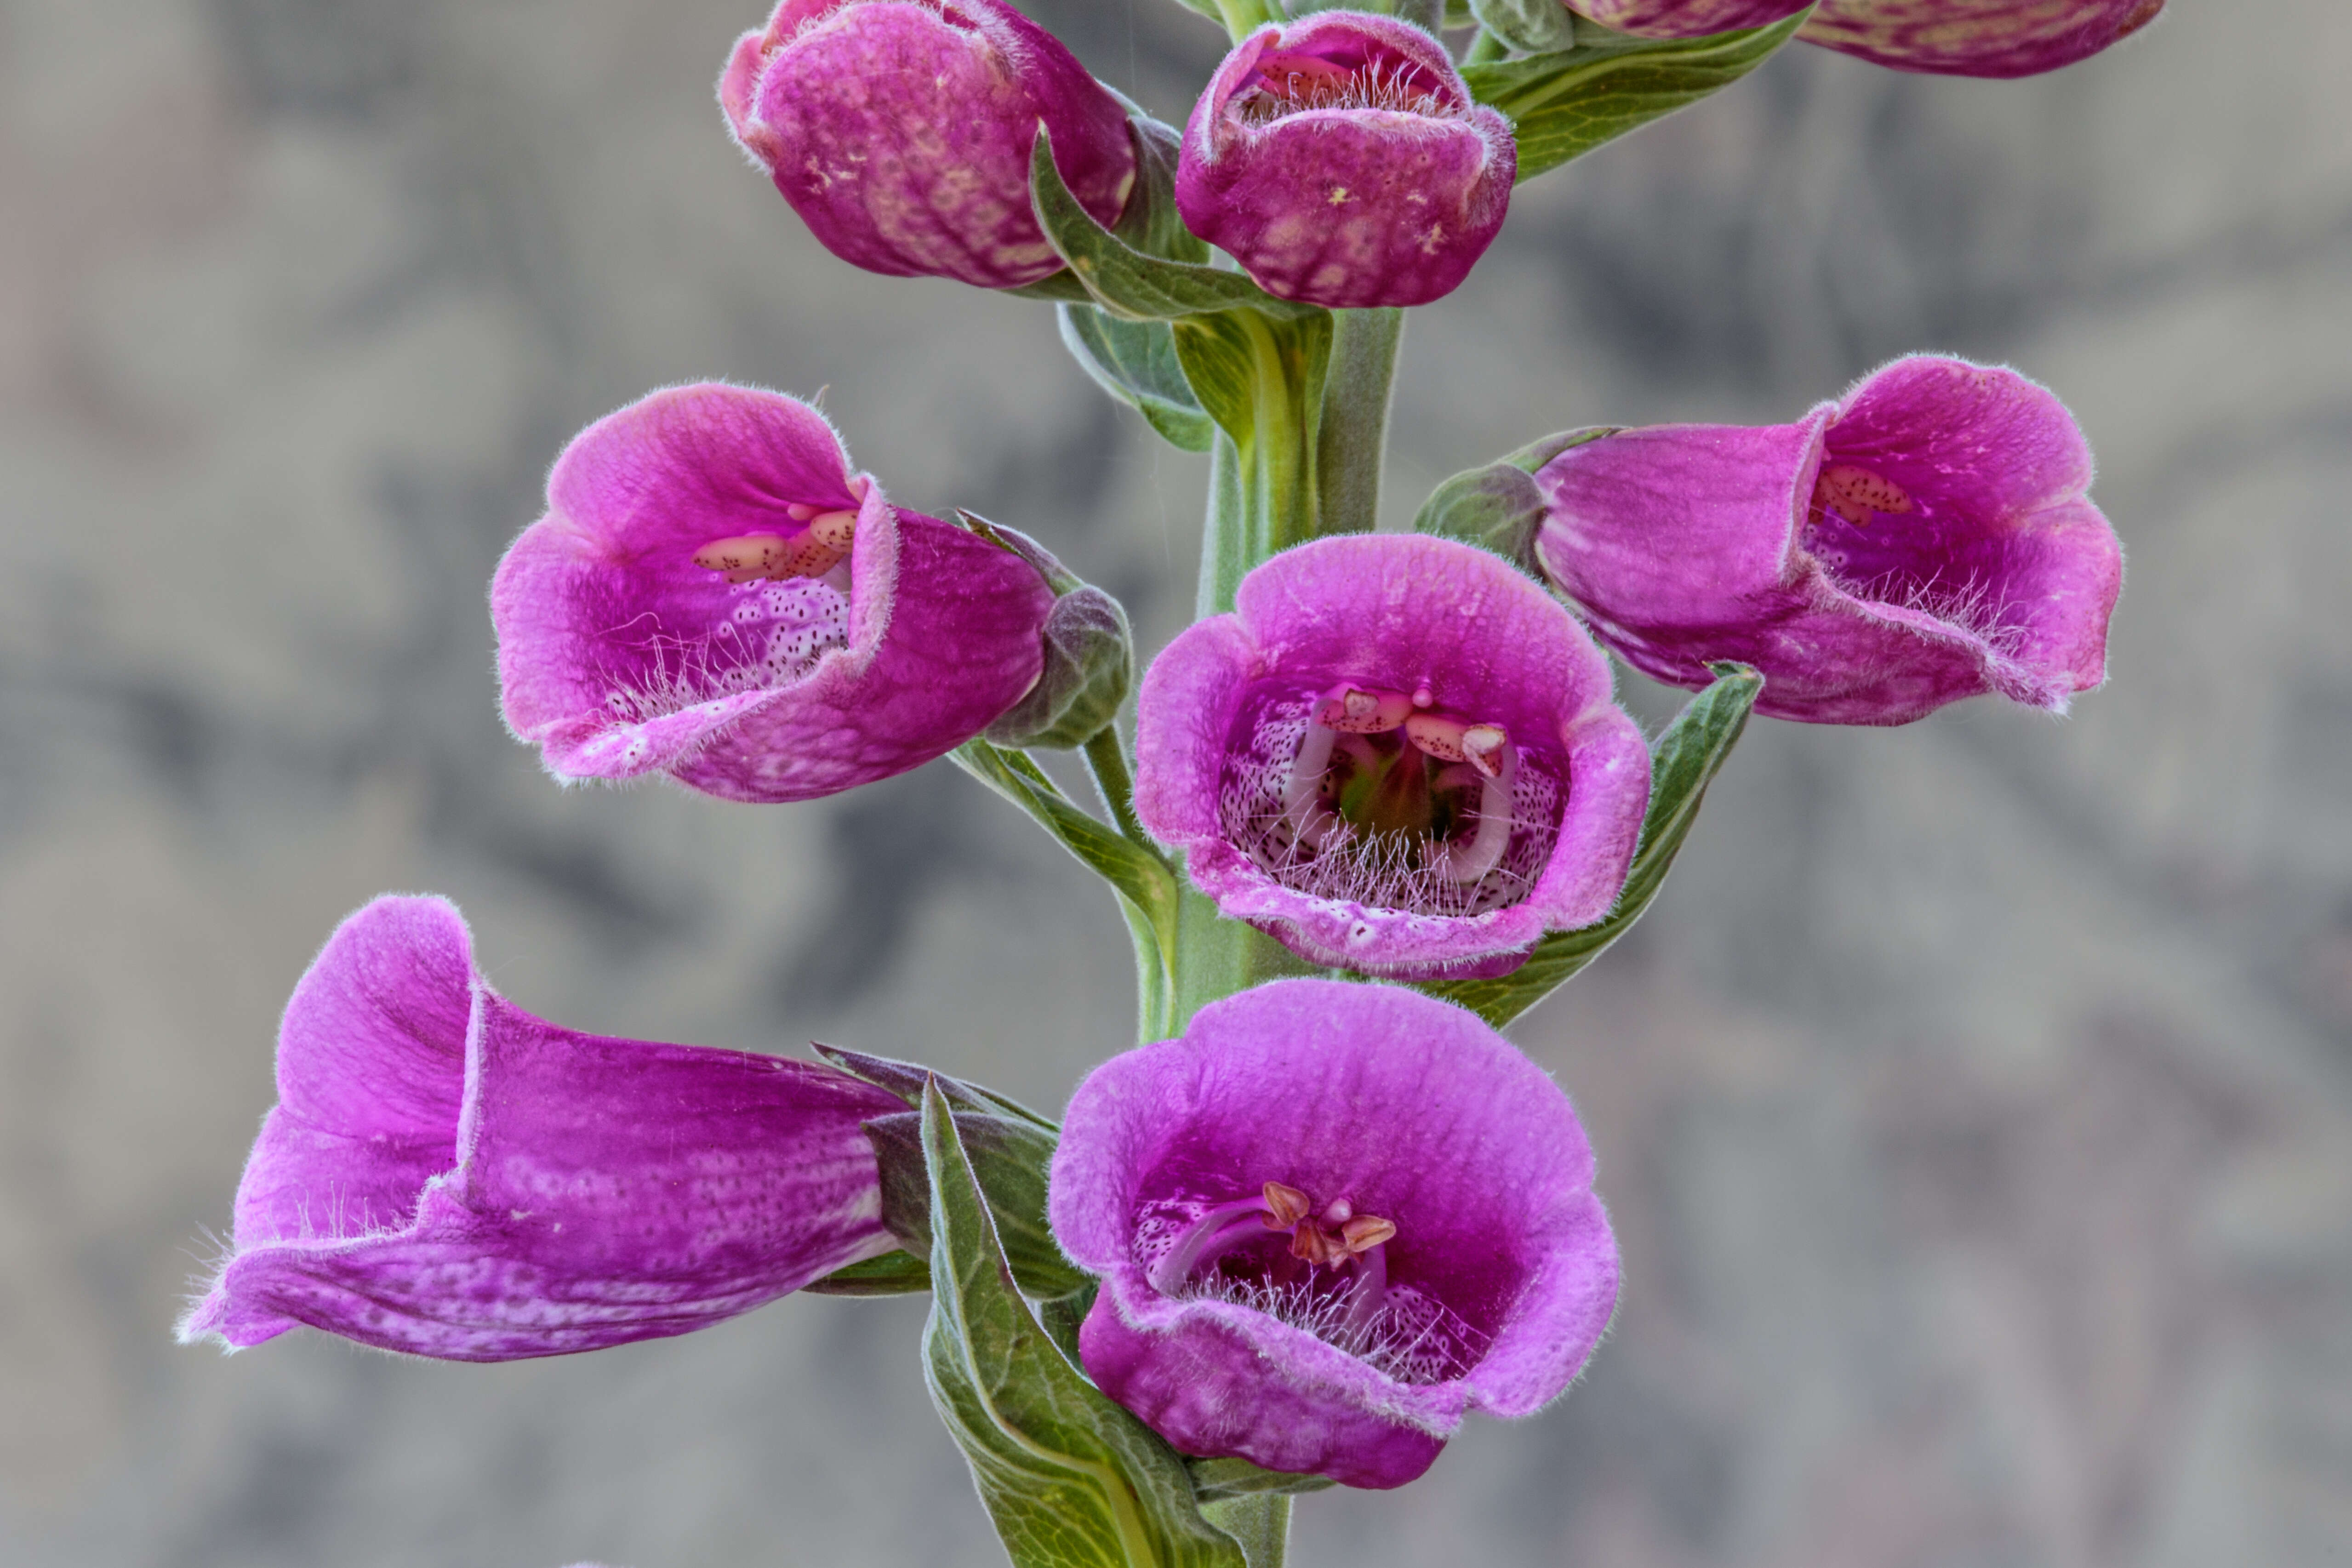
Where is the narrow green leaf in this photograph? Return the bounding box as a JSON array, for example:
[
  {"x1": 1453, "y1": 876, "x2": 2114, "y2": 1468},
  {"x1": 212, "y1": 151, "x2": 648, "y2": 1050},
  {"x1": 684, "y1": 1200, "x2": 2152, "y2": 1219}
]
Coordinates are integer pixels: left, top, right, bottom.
[
  {"x1": 1412, "y1": 426, "x2": 1616, "y2": 564},
  {"x1": 1421, "y1": 664, "x2": 1762, "y2": 1026},
  {"x1": 1184, "y1": 1457, "x2": 1337, "y2": 1503},
  {"x1": 869, "y1": 1109, "x2": 1087, "y2": 1300},
  {"x1": 803, "y1": 1248, "x2": 932, "y2": 1297},
  {"x1": 1466, "y1": 11, "x2": 1810, "y2": 183},
  {"x1": 1029, "y1": 129, "x2": 1319, "y2": 324},
  {"x1": 814, "y1": 1041, "x2": 1059, "y2": 1130},
  {"x1": 920, "y1": 1084, "x2": 1246, "y2": 1568},
  {"x1": 1469, "y1": 0, "x2": 1574, "y2": 56},
  {"x1": 1060, "y1": 306, "x2": 1216, "y2": 452}
]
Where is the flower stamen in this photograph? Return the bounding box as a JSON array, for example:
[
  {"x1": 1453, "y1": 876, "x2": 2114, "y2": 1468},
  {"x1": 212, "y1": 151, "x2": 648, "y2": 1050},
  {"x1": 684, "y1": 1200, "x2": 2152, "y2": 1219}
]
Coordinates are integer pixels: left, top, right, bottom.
[{"x1": 692, "y1": 509, "x2": 858, "y2": 584}]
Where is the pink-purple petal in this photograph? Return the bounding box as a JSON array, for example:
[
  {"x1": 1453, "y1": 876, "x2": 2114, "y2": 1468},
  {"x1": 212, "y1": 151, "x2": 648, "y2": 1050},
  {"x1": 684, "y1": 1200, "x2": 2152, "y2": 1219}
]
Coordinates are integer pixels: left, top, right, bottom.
[
  {"x1": 1533, "y1": 354, "x2": 2122, "y2": 725},
  {"x1": 1047, "y1": 979, "x2": 1620, "y2": 1488},
  {"x1": 180, "y1": 895, "x2": 902, "y2": 1361},
  {"x1": 492, "y1": 383, "x2": 1055, "y2": 803}
]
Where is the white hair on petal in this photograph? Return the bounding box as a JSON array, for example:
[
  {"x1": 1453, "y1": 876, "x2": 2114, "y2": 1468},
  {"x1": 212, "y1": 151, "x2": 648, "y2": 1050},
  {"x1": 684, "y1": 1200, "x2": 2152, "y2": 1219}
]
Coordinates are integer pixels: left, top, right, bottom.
[{"x1": 1216, "y1": 690, "x2": 1559, "y2": 919}]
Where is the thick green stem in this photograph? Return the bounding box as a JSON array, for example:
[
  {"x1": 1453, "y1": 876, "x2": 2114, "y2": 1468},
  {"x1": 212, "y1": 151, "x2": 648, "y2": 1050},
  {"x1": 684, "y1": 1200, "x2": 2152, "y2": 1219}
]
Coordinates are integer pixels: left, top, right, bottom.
[
  {"x1": 1201, "y1": 1494, "x2": 1292, "y2": 1568},
  {"x1": 1081, "y1": 724, "x2": 1147, "y2": 846},
  {"x1": 1199, "y1": 432, "x2": 1250, "y2": 619},
  {"x1": 1314, "y1": 307, "x2": 1403, "y2": 537},
  {"x1": 1168, "y1": 887, "x2": 1324, "y2": 1033},
  {"x1": 1465, "y1": 27, "x2": 1509, "y2": 62}
]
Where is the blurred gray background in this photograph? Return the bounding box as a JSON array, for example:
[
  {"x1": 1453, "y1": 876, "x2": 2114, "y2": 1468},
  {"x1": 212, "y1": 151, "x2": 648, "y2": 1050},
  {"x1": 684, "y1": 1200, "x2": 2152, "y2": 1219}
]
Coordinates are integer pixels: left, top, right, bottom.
[{"x1": 3, "y1": 0, "x2": 2349, "y2": 1563}]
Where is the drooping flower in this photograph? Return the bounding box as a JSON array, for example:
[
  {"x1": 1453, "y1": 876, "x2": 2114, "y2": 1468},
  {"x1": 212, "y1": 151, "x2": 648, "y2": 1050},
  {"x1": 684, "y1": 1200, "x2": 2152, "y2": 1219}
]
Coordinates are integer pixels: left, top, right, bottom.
[
  {"x1": 1532, "y1": 354, "x2": 2122, "y2": 725},
  {"x1": 1559, "y1": 0, "x2": 2162, "y2": 79},
  {"x1": 179, "y1": 895, "x2": 902, "y2": 1360},
  {"x1": 1176, "y1": 12, "x2": 1515, "y2": 308},
  {"x1": 719, "y1": 0, "x2": 1136, "y2": 288},
  {"x1": 493, "y1": 382, "x2": 1057, "y2": 803},
  {"x1": 1047, "y1": 978, "x2": 1620, "y2": 1489},
  {"x1": 1132, "y1": 533, "x2": 1649, "y2": 980}
]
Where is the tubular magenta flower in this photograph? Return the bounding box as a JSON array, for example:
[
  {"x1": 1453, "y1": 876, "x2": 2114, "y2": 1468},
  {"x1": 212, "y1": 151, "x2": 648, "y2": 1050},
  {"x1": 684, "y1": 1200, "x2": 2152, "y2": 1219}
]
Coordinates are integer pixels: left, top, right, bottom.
[
  {"x1": 1563, "y1": 0, "x2": 2161, "y2": 79},
  {"x1": 1048, "y1": 979, "x2": 1620, "y2": 1488},
  {"x1": 494, "y1": 382, "x2": 1056, "y2": 802},
  {"x1": 1533, "y1": 354, "x2": 2122, "y2": 725},
  {"x1": 179, "y1": 895, "x2": 902, "y2": 1360},
  {"x1": 720, "y1": 0, "x2": 1136, "y2": 288},
  {"x1": 1133, "y1": 534, "x2": 1649, "y2": 980},
  {"x1": 1176, "y1": 12, "x2": 1514, "y2": 308}
]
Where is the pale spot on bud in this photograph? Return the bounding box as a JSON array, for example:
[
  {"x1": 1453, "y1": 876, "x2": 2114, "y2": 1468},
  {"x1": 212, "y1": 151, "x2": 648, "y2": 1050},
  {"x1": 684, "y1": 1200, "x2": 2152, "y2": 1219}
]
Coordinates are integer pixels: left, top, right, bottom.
[
  {"x1": 1321, "y1": 1197, "x2": 1353, "y2": 1226},
  {"x1": 1815, "y1": 463, "x2": 1916, "y2": 527}
]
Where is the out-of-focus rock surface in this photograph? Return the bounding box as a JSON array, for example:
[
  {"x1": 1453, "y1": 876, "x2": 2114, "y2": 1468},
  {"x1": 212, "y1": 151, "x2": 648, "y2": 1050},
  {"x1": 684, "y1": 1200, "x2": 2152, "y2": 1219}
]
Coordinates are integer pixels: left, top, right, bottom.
[{"x1": 1, "y1": 0, "x2": 2346, "y2": 1563}]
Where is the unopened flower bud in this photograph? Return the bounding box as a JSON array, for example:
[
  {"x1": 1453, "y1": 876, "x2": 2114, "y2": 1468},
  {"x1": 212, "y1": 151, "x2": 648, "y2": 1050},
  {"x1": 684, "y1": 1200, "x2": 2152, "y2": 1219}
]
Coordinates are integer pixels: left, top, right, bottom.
[
  {"x1": 1565, "y1": 0, "x2": 2163, "y2": 80},
  {"x1": 720, "y1": 0, "x2": 1137, "y2": 287},
  {"x1": 984, "y1": 585, "x2": 1134, "y2": 750},
  {"x1": 1176, "y1": 12, "x2": 1514, "y2": 308}
]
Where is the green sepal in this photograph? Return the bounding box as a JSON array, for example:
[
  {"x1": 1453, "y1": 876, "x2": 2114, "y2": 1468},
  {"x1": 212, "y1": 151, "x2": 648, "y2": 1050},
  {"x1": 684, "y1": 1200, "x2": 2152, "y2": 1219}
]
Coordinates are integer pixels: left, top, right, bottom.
[
  {"x1": 956, "y1": 511, "x2": 1137, "y2": 750},
  {"x1": 1184, "y1": 1457, "x2": 1337, "y2": 1504},
  {"x1": 1467, "y1": 10, "x2": 1811, "y2": 184},
  {"x1": 803, "y1": 1248, "x2": 933, "y2": 1297},
  {"x1": 1029, "y1": 128, "x2": 1321, "y2": 324},
  {"x1": 1468, "y1": 0, "x2": 1574, "y2": 56},
  {"x1": 1412, "y1": 426, "x2": 1617, "y2": 565},
  {"x1": 1420, "y1": 663, "x2": 1763, "y2": 1026},
  {"x1": 918, "y1": 1083, "x2": 1248, "y2": 1568},
  {"x1": 868, "y1": 1108, "x2": 1090, "y2": 1300},
  {"x1": 1059, "y1": 306, "x2": 1217, "y2": 452},
  {"x1": 814, "y1": 1040, "x2": 1060, "y2": 1129}
]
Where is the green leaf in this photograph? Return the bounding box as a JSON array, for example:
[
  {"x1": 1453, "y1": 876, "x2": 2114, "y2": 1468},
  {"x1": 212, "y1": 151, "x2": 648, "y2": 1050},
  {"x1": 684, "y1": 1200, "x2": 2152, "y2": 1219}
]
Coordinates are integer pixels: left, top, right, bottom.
[
  {"x1": 1421, "y1": 663, "x2": 1762, "y2": 1027},
  {"x1": 920, "y1": 1084, "x2": 1247, "y2": 1568},
  {"x1": 1060, "y1": 306, "x2": 1216, "y2": 452},
  {"x1": 1466, "y1": 11, "x2": 1810, "y2": 183},
  {"x1": 1468, "y1": 0, "x2": 1574, "y2": 56},
  {"x1": 869, "y1": 1108, "x2": 1089, "y2": 1300},
  {"x1": 803, "y1": 1248, "x2": 932, "y2": 1297},
  {"x1": 1412, "y1": 426, "x2": 1616, "y2": 564},
  {"x1": 1029, "y1": 129, "x2": 1319, "y2": 324},
  {"x1": 1184, "y1": 1457, "x2": 1336, "y2": 1503},
  {"x1": 814, "y1": 1041, "x2": 1059, "y2": 1130}
]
